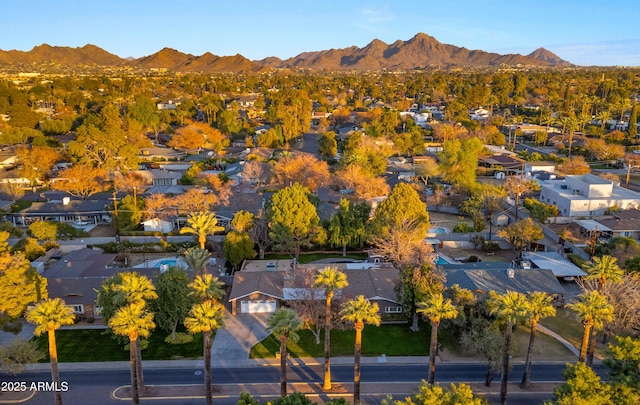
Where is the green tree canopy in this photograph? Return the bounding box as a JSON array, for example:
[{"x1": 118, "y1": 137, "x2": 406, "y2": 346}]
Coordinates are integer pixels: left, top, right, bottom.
[
  {"x1": 0, "y1": 250, "x2": 47, "y2": 322},
  {"x1": 370, "y1": 182, "x2": 429, "y2": 239},
  {"x1": 150, "y1": 267, "x2": 193, "y2": 342},
  {"x1": 547, "y1": 362, "x2": 612, "y2": 405},
  {"x1": 223, "y1": 230, "x2": 257, "y2": 270},
  {"x1": 438, "y1": 137, "x2": 483, "y2": 191},
  {"x1": 496, "y1": 218, "x2": 544, "y2": 260},
  {"x1": 389, "y1": 381, "x2": 488, "y2": 405},
  {"x1": 328, "y1": 198, "x2": 370, "y2": 256},
  {"x1": 267, "y1": 183, "x2": 320, "y2": 263}
]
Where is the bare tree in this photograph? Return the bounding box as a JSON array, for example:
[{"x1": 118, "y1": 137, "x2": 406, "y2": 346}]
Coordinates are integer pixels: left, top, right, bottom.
[
  {"x1": 369, "y1": 219, "x2": 436, "y2": 269},
  {"x1": 248, "y1": 210, "x2": 272, "y2": 259},
  {"x1": 287, "y1": 268, "x2": 326, "y2": 345},
  {"x1": 0, "y1": 181, "x2": 24, "y2": 202},
  {"x1": 579, "y1": 273, "x2": 640, "y2": 342}
]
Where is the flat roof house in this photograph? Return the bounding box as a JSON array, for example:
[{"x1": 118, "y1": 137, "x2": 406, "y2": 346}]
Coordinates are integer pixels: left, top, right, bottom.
[{"x1": 539, "y1": 174, "x2": 640, "y2": 217}]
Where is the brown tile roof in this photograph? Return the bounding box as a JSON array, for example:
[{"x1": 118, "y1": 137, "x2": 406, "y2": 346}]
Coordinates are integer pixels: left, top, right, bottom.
[
  {"x1": 228, "y1": 271, "x2": 284, "y2": 301},
  {"x1": 229, "y1": 263, "x2": 400, "y2": 304}
]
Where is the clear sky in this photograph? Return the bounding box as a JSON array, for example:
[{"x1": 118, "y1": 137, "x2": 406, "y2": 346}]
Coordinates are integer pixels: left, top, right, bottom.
[{"x1": 2, "y1": 0, "x2": 639, "y2": 67}]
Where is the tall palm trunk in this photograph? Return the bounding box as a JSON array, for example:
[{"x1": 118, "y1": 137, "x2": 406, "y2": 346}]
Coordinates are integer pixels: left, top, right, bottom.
[
  {"x1": 500, "y1": 323, "x2": 513, "y2": 405},
  {"x1": 353, "y1": 322, "x2": 363, "y2": 405},
  {"x1": 135, "y1": 339, "x2": 144, "y2": 393},
  {"x1": 204, "y1": 331, "x2": 213, "y2": 405},
  {"x1": 279, "y1": 336, "x2": 288, "y2": 397},
  {"x1": 323, "y1": 294, "x2": 333, "y2": 390},
  {"x1": 410, "y1": 309, "x2": 419, "y2": 332},
  {"x1": 48, "y1": 329, "x2": 64, "y2": 405},
  {"x1": 587, "y1": 325, "x2": 597, "y2": 367},
  {"x1": 521, "y1": 319, "x2": 537, "y2": 388},
  {"x1": 428, "y1": 320, "x2": 440, "y2": 384},
  {"x1": 578, "y1": 322, "x2": 592, "y2": 362},
  {"x1": 129, "y1": 337, "x2": 140, "y2": 405}
]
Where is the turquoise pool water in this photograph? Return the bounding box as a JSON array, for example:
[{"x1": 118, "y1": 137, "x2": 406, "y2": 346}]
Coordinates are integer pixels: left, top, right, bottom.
[
  {"x1": 428, "y1": 227, "x2": 448, "y2": 234},
  {"x1": 436, "y1": 256, "x2": 450, "y2": 265},
  {"x1": 156, "y1": 259, "x2": 178, "y2": 267}
]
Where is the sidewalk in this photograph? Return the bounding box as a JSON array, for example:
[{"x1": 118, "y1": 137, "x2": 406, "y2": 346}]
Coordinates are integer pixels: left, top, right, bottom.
[{"x1": 109, "y1": 381, "x2": 559, "y2": 403}]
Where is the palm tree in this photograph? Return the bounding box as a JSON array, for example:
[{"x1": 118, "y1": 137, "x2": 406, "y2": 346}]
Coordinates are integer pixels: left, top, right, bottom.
[
  {"x1": 487, "y1": 290, "x2": 529, "y2": 405},
  {"x1": 183, "y1": 247, "x2": 212, "y2": 277},
  {"x1": 568, "y1": 290, "x2": 614, "y2": 365},
  {"x1": 417, "y1": 292, "x2": 459, "y2": 384},
  {"x1": 108, "y1": 303, "x2": 155, "y2": 405},
  {"x1": 112, "y1": 272, "x2": 158, "y2": 390},
  {"x1": 266, "y1": 307, "x2": 302, "y2": 397},
  {"x1": 180, "y1": 211, "x2": 224, "y2": 250},
  {"x1": 340, "y1": 295, "x2": 381, "y2": 405},
  {"x1": 25, "y1": 298, "x2": 75, "y2": 405},
  {"x1": 184, "y1": 300, "x2": 225, "y2": 405},
  {"x1": 521, "y1": 292, "x2": 556, "y2": 388},
  {"x1": 312, "y1": 266, "x2": 348, "y2": 391},
  {"x1": 113, "y1": 271, "x2": 159, "y2": 306},
  {"x1": 584, "y1": 255, "x2": 624, "y2": 293},
  {"x1": 189, "y1": 274, "x2": 225, "y2": 303},
  {"x1": 564, "y1": 115, "x2": 579, "y2": 155}
]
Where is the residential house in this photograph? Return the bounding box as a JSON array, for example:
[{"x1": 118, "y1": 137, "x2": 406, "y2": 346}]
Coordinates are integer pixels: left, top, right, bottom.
[
  {"x1": 440, "y1": 261, "x2": 567, "y2": 297},
  {"x1": 590, "y1": 209, "x2": 640, "y2": 241},
  {"x1": 157, "y1": 101, "x2": 178, "y2": 110},
  {"x1": 227, "y1": 260, "x2": 401, "y2": 316},
  {"x1": 139, "y1": 147, "x2": 186, "y2": 161},
  {"x1": 469, "y1": 108, "x2": 490, "y2": 121},
  {"x1": 478, "y1": 154, "x2": 525, "y2": 175},
  {"x1": 311, "y1": 111, "x2": 331, "y2": 126},
  {"x1": 0, "y1": 148, "x2": 17, "y2": 170},
  {"x1": 387, "y1": 162, "x2": 415, "y2": 181},
  {"x1": 539, "y1": 174, "x2": 640, "y2": 217},
  {"x1": 524, "y1": 161, "x2": 556, "y2": 175},
  {"x1": 134, "y1": 169, "x2": 182, "y2": 187},
  {"x1": 9, "y1": 196, "x2": 110, "y2": 228},
  {"x1": 43, "y1": 248, "x2": 156, "y2": 321}
]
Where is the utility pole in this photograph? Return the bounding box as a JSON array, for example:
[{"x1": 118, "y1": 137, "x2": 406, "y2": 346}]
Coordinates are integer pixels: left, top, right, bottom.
[{"x1": 112, "y1": 190, "x2": 120, "y2": 242}]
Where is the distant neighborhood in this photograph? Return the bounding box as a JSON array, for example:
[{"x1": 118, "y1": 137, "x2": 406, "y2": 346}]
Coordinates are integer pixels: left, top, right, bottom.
[{"x1": 1, "y1": 57, "x2": 639, "y2": 405}]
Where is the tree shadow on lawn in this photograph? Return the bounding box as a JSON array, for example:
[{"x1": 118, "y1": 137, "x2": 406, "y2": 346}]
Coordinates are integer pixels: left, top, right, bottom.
[{"x1": 33, "y1": 328, "x2": 204, "y2": 362}]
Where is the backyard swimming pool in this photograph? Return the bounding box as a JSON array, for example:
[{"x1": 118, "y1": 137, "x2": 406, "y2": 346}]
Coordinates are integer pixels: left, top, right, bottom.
[
  {"x1": 435, "y1": 256, "x2": 450, "y2": 265},
  {"x1": 427, "y1": 227, "x2": 449, "y2": 235},
  {"x1": 134, "y1": 258, "x2": 188, "y2": 270}
]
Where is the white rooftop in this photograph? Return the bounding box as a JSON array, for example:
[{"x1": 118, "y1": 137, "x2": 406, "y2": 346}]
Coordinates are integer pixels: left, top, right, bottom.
[
  {"x1": 522, "y1": 251, "x2": 587, "y2": 278},
  {"x1": 574, "y1": 220, "x2": 612, "y2": 232}
]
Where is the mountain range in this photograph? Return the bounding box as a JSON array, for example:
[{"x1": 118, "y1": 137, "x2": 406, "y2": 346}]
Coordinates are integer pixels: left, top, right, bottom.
[{"x1": 0, "y1": 33, "x2": 571, "y2": 72}]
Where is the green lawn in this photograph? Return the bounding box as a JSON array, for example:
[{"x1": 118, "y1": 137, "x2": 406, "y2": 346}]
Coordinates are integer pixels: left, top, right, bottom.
[
  {"x1": 539, "y1": 307, "x2": 610, "y2": 358},
  {"x1": 539, "y1": 307, "x2": 583, "y2": 349},
  {"x1": 33, "y1": 329, "x2": 204, "y2": 362},
  {"x1": 263, "y1": 252, "x2": 368, "y2": 264},
  {"x1": 11, "y1": 200, "x2": 33, "y2": 212},
  {"x1": 251, "y1": 322, "x2": 433, "y2": 359}
]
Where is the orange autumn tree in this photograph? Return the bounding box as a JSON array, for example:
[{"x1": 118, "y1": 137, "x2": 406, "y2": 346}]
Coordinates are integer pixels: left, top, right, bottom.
[
  {"x1": 168, "y1": 121, "x2": 229, "y2": 152},
  {"x1": 271, "y1": 154, "x2": 330, "y2": 192},
  {"x1": 51, "y1": 165, "x2": 107, "y2": 199}
]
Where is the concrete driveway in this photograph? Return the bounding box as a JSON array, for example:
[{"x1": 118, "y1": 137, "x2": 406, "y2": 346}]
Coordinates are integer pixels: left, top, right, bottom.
[{"x1": 211, "y1": 310, "x2": 271, "y2": 366}]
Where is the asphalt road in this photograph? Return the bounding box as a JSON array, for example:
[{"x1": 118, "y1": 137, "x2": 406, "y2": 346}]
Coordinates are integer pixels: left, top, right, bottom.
[{"x1": 2, "y1": 362, "x2": 606, "y2": 405}]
